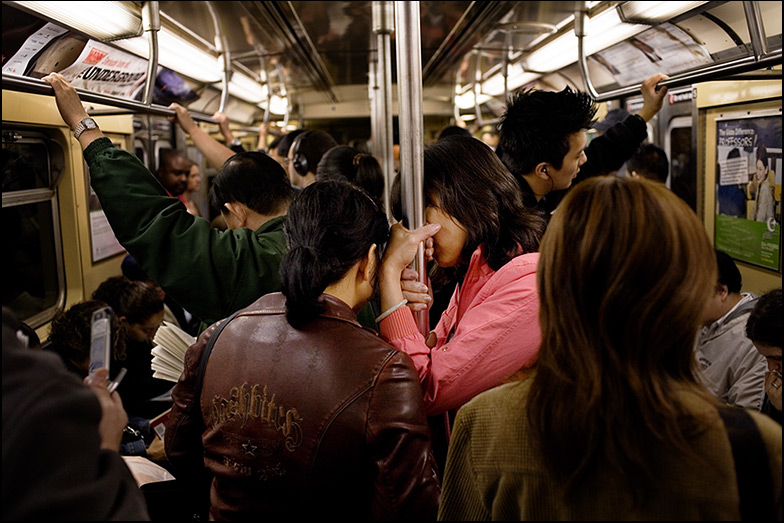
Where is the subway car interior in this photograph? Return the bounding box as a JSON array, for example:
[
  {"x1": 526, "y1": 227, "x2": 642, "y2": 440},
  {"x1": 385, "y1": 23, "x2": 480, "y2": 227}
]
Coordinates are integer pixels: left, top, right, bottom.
[{"x1": 2, "y1": 0, "x2": 782, "y2": 339}]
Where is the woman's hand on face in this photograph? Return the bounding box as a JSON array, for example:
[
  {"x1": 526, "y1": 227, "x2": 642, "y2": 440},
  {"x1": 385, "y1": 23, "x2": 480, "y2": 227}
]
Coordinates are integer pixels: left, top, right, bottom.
[{"x1": 382, "y1": 222, "x2": 441, "y2": 277}]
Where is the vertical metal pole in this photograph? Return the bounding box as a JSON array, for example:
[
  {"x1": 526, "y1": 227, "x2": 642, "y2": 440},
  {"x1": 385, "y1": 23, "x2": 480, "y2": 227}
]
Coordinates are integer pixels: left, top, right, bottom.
[
  {"x1": 373, "y1": 1, "x2": 395, "y2": 220},
  {"x1": 394, "y1": 1, "x2": 428, "y2": 335},
  {"x1": 141, "y1": 1, "x2": 160, "y2": 106}
]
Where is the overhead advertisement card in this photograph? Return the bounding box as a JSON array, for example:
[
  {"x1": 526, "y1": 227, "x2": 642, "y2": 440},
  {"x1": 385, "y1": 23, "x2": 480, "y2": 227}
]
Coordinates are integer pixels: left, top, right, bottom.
[{"x1": 715, "y1": 110, "x2": 782, "y2": 272}]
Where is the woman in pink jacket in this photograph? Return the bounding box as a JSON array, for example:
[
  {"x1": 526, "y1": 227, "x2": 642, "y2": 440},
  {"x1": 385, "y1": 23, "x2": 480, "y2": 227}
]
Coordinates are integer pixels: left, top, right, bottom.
[{"x1": 378, "y1": 135, "x2": 545, "y2": 465}]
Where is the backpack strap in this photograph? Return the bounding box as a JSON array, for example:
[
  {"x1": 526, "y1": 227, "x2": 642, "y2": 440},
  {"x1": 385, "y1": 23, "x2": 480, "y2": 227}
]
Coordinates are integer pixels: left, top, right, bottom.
[
  {"x1": 717, "y1": 406, "x2": 775, "y2": 521},
  {"x1": 188, "y1": 310, "x2": 242, "y2": 418}
]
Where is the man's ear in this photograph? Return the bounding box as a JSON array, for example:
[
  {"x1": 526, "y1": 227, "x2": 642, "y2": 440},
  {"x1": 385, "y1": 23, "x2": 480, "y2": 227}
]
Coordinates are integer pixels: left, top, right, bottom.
[
  {"x1": 223, "y1": 202, "x2": 246, "y2": 226},
  {"x1": 534, "y1": 162, "x2": 550, "y2": 180}
]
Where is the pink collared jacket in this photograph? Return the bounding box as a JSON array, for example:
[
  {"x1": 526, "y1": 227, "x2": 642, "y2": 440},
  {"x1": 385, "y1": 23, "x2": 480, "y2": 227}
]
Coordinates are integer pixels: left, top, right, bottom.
[{"x1": 379, "y1": 247, "x2": 541, "y2": 416}]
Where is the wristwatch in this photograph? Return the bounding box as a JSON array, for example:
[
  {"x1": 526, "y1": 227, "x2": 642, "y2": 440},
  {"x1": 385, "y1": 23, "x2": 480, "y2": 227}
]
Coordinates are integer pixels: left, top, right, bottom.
[
  {"x1": 230, "y1": 138, "x2": 242, "y2": 147},
  {"x1": 73, "y1": 117, "x2": 98, "y2": 139}
]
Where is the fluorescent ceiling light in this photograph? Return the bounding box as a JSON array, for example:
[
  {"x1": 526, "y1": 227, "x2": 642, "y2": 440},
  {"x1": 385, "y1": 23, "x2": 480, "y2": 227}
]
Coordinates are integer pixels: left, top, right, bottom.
[
  {"x1": 618, "y1": 1, "x2": 708, "y2": 24},
  {"x1": 455, "y1": 91, "x2": 492, "y2": 109},
  {"x1": 114, "y1": 29, "x2": 221, "y2": 84},
  {"x1": 10, "y1": 1, "x2": 142, "y2": 41},
  {"x1": 259, "y1": 95, "x2": 289, "y2": 116},
  {"x1": 229, "y1": 72, "x2": 268, "y2": 104}
]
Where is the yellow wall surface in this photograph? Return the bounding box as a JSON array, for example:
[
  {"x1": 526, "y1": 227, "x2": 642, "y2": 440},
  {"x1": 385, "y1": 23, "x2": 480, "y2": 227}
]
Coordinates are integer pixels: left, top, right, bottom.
[{"x1": 3, "y1": 90, "x2": 133, "y2": 339}]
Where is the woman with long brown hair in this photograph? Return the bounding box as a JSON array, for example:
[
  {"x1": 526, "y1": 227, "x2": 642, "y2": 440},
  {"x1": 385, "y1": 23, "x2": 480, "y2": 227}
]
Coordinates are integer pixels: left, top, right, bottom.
[{"x1": 439, "y1": 176, "x2": 782, "y2": 520}]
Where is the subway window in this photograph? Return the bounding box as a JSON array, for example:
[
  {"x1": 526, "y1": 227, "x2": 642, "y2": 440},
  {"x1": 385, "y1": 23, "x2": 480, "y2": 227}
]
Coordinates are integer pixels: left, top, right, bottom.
[{"x1": 2, "y1": 130, "x2": 65, "y2": 327}]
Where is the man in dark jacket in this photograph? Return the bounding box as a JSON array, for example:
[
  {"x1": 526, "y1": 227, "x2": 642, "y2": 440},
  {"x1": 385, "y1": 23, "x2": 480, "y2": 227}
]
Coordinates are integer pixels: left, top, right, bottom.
[{"x1": 497, "y1": 73, "x2": 668, "y2": 221}]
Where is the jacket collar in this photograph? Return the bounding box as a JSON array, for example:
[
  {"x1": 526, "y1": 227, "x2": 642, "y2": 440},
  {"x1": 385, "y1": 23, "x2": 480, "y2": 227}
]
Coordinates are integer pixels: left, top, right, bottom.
[{"x1": 257, "y1": 292, "x2": 361, "y2": 326}]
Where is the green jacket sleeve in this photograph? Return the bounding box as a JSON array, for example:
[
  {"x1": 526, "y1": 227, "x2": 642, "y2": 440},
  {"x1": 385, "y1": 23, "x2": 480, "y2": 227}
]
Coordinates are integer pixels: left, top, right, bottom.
[{"x1": 84, "y1": 138, "x2": 287, "y2": 324}]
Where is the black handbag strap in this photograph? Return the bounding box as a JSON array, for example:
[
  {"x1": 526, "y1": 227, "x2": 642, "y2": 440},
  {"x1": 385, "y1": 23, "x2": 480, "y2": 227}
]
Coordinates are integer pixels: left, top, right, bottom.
[
  {"x1": 717, "y1": 406, "x2": 775, "y2": 521},
  {"x1": 189, "y1": 310, "x2": 242, "y2": 418}
]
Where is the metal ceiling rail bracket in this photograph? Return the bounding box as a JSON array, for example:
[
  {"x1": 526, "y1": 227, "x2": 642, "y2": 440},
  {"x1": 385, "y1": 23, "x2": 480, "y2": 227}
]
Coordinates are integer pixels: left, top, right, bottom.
[
  {"x1": 576, "y1": 0, "x2": 783, "y2": 102},
  {"x1": 141, "y1": 1, "x2": 160, "y2": 106}
]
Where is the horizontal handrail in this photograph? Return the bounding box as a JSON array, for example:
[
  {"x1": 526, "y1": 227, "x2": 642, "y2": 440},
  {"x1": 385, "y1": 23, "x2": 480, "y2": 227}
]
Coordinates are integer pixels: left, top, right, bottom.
[{"x1": 2, "y1": 73, "x2": 218, "y2": 124}]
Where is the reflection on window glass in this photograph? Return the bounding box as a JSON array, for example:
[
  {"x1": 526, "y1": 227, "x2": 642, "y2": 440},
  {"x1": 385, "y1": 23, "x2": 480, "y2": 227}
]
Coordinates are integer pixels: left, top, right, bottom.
[
  {"x1": 2, "y1": 135, "x2": 61, "y2": 325},
  {"x1": 670, "y1": 126, "x2": 695, "y2": 210}
]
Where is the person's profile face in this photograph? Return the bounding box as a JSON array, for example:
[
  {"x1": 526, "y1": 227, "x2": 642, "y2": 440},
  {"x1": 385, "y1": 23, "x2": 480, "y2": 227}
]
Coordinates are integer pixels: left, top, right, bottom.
[
  {"x1": 549, "y1": 132, "x2": 587, "y2": 191},
  {"x1": 125, "y1": 310, "x2": 165, "y2": 343},
  {"x1": 425, "y1": 197, "x2": 467, "y2": 268},
  {"x1": 187, "y1": 164, "x2": 201, "y2": 192}
]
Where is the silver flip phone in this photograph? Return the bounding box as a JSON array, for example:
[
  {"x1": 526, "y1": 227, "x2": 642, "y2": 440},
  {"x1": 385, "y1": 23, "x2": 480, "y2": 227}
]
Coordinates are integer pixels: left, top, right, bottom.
[{"x1": 89, "y1": 306, "x2": 113, "y2": 377}]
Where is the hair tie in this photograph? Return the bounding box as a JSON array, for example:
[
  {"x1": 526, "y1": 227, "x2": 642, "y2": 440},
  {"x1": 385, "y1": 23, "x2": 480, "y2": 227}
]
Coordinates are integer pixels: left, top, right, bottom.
[{"x1": 353, "y1": 154, "x2": 364, "y2": 168}]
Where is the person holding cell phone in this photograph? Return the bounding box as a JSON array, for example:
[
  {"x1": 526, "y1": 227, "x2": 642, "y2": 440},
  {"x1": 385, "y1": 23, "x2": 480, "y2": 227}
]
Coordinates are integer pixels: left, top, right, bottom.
[{"x1": 746, "y1": 288, "x2": 783, "y2": 424}]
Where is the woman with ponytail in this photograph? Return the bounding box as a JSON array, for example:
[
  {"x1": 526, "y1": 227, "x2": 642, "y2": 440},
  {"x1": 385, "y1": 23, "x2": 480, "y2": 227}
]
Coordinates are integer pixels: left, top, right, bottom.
[
  {"x1": 165, "y1": 180, "x2": 439, "y2": 520},
  {"x1": 316, "y1": 145, "x2": 386, "y2": 211}
]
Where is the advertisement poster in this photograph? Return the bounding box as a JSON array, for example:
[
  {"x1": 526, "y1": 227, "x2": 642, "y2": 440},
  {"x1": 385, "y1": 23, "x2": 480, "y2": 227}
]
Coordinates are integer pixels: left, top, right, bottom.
[
  {"x1": 715, "y1": 110, "x2": 782, "y2": 272},
  {"x1": 590, "y1": 23, "x2": 713, "y2": 86}
]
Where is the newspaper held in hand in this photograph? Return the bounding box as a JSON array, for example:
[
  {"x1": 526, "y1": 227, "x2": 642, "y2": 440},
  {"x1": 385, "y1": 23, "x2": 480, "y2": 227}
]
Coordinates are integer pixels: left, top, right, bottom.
[{"x1": 151, "y1": 321, "x2": 196, "y2": 382}]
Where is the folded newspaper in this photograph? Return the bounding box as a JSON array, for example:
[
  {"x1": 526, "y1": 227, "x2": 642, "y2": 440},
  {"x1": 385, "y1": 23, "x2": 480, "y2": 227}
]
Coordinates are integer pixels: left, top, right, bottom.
[{"x1": 151, "y1": 321, "x2": 196, "y2": 382}]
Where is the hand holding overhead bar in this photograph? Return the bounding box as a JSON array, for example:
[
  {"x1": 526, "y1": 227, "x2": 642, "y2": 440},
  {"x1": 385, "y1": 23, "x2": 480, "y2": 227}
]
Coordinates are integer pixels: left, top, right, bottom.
[{"x1": 2, "y1": 72, "x2": 218, "y2": 125}]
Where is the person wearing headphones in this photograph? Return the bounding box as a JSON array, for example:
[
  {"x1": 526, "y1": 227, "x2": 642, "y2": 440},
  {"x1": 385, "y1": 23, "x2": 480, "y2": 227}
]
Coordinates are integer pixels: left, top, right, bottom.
[{"x1": 285, "y1": 130, "x2": 338, "y2": 189}]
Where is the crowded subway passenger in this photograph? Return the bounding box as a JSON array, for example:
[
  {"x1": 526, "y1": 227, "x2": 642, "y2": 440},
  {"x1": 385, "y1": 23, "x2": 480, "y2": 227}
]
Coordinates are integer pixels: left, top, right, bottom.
[{"x1": 3, "y1": 1, "x2": 782, "y2": 521}]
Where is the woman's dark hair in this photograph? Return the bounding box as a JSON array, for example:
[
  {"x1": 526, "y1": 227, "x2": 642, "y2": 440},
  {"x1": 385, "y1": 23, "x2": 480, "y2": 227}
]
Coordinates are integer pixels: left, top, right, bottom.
[
  {"x1": 423, "y1": 135, "x2": 544, "y2": 273},
  {"x1": 209, "y1": 151, "x2": 293, "y2": 215},
  {"x1": 316, "y1": 145, "x2": 385, "y2": 208},
  {"x1": 92, "y1": 276, "x2": 164, "y2": 325},
  {"x1": 47, "y1": 300, "x2": 126, "y2": 365},
  {"x1": 281, "y1": 180, "x2": 390, "y2": 329},
  {"x1": 746, "y1": 288, "x2": 782, "y2": 347}
]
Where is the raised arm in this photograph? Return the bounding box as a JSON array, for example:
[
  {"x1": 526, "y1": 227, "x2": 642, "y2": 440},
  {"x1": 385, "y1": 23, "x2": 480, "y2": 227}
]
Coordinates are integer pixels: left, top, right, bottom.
[{"x1": 169, "y1": 103, "x2": 236, "y2": 169}]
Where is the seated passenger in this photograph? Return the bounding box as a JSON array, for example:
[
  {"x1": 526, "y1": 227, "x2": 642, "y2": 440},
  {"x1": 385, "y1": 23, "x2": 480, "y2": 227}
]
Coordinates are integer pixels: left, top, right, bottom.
[
  {"x1": 3, "y1": 307, "x2": 150, "y2": 520},
  {"x1": 695, "y1": 250, "x2": 767, "y2": 410},
  {"x1": 164, "y1": 180, "x2": 439, "y2": 520},
  {"x1": 438, "y1": 176, "x2": 782, "y2": 520},
  {"x1": 745, "y1": 288, "x2": 783, "y2": 424},
  {"x1": 92, "y1": 276, "x2": 173, "y2": 420}
]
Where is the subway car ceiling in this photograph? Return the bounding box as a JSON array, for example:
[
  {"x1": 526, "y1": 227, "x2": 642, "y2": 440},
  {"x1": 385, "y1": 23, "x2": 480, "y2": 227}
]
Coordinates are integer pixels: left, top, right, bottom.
[{"x1": 2, "y1": 1, "x2": 782, "y2": 140}]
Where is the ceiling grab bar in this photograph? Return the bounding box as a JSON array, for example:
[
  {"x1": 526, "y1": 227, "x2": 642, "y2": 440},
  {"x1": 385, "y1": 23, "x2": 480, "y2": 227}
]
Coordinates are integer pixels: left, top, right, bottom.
[
  {"x1": 743, "y1": 1, "x2": 768, "y2": 59},
  {"x1": 207, "y1": 1, "x2": 231, "y2": 114},
  {"x1": 575, "y1": 2, "x2": 599, "y2": 100},
  {"x1": 473, "y1": 50, "x2": 485, "y2": 128},
  {"x1": 395, "y1": 0, "x2": 429, "y2": 335},
  {"x1": 141, "y1": 1, "x2": 160, "y2": 106}
]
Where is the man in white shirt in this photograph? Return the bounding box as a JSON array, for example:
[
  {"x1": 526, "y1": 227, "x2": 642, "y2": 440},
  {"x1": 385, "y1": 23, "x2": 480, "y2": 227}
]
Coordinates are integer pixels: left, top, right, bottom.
[{"x1": 695, "y1": 250, "x2": 767, "y2": 409}]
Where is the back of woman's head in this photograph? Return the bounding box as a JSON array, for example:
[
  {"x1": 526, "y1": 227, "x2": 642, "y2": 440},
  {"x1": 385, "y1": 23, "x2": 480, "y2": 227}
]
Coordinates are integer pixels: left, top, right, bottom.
[
  {"x1": 92, "y1": 276, "x2": 163, "y2": 325},
  {"x1": 209, "y1": 151, "x2": 293, "y2": 215},
  {"x1": 423, "y1": 135, "x2": 543, "y2": 270},
  {"x1": 530, "y1": 176, "x2": 716, "y2": 496},
  {"x1": 47, "y1": 300, "x2": 125, "y2": 366},
  {"x1": 316, "y1": 145, "x2": 385, "y2": 208},
  {"x1": 281, "y1": 180, "x2": 389, "y2": 329}
]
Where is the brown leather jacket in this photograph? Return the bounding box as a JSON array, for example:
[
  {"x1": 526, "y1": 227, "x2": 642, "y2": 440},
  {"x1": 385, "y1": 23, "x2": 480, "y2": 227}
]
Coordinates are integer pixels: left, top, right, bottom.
[{"x1": 165, "y1": 293, "x2": 440, "y2": 520}]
